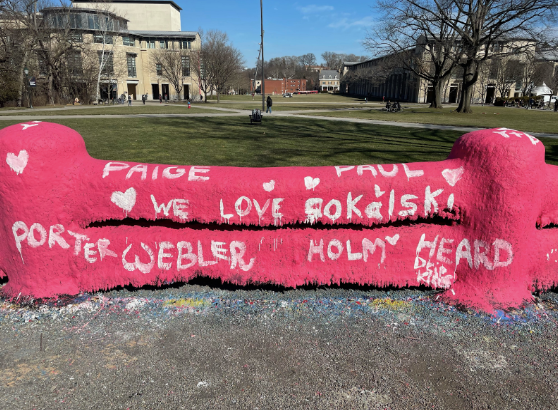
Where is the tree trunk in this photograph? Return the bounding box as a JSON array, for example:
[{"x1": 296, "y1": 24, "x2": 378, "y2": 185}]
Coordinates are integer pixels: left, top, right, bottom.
[
  {"x1": 456, "y1": 61, "x2": 478, "y2": 113},
  {"x1": 217, "y1": 90, "x2": 220, "y2": 103},
  {"x1": 429, "y1": 81, "x2": 443, "y2": 109}
]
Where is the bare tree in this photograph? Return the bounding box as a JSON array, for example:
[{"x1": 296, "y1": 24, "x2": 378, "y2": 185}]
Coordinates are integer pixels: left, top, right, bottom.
[
  {"x1": 151, "y1": 48, "x2": 190, "y2": 100},
  {"x1": 365, "y1": 0, "x2": 462, "y2": 108},
  {"x1": 491, "y1": 57, "x2": 518, "y2": 98},
  {"x1": 190, "y1": 30, "x2": 243, "y2": 102},
  {"x1": 368, "y1": 0, "x2": 558, "y2": 112}
]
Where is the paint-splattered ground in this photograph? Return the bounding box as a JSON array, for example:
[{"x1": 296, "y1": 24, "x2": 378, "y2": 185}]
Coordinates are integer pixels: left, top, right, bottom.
[{"x1": 0, "y1": 282, "x2": 557, "y2": 409}]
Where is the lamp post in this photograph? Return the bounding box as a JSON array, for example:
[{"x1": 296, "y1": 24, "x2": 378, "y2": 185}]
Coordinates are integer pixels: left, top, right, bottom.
[
  {"x1": 23, "y1": 67, "x2": 35, "y2": 109},
  {"x1": 260, "y1": 0, "x2": 265, "y2": 111}
]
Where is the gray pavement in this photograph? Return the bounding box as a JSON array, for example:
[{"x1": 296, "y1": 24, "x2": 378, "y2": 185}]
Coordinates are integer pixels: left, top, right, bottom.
[{"x1": 1, "y1": 284, "x2": 557, "y2": 409}]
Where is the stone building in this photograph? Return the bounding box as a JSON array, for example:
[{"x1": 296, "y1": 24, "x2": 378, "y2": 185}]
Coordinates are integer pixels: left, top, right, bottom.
[
  {"x1": 341, "y1": 38, "x2": 557, "y2": 104},
  {"x1": 35, "y1": 0, "x2": 200, "y2": 102}
]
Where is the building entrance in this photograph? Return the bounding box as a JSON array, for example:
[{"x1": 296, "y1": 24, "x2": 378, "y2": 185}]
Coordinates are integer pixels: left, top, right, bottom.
[
  {"x1": 152, "y1": 84, "x2": 160, "y2": 100},
  {"x1": 161, "y1": 84, "x2": 170, "y2": 100},
  {"x1": 127, "y1": 84, "x2": 137, "y2": 99},
  {"x1": 183, "y1": 84, "x2": 189, "y2": 100},
  {"x1": 449, "y1": 86, "x2": 458, "y2": 104}
]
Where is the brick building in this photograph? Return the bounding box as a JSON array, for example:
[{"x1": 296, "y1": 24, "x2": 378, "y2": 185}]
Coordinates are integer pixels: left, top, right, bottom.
[{"x1": 251, "y1": 78, "x2": 307, "y2": 95}]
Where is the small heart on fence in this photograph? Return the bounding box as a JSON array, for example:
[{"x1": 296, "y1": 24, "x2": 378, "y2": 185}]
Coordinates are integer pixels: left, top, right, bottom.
[
  {"x1": 442, "y1": 166, "x2": 464, "y2": 187},
  {"x1": 6, "y1": 150, "x2": 29, "y2": 175},
  {"x1": 374, "y1": 184, "x2": 385, "y2": 197},
  {"x1": 111, "y1": 187, "x2": 136, "y2": 212},
  {"x1": 385, "y1": 234, "x2": 400, "y2": 246},
  {"x1": 263, "y1": 180, "x2": 275, "y2": 192},
  {"x1": 304, "y1": 176, "x2": 320, "y2": 190}
]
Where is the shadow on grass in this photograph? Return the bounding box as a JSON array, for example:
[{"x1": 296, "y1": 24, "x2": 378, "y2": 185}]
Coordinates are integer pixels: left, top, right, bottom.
[{"x1": 75, "y1": 116, "x2": 463, "y2": 167}]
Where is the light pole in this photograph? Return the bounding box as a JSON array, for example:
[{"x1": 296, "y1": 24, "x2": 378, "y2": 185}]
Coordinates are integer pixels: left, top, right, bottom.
[
  {"x1": 23, "y1": 67, "x2": 34, "y2": 109},
  {"x1": 260, "y1": 0, "x2": 265, "y2": 111}
]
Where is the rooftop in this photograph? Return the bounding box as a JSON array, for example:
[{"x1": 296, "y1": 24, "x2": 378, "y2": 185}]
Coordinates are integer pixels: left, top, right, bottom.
[
  {"x1": 72, "y1": 0, "x2": 182, "y2": 12},
  {"x1": 128, "y1": 30, "x2": 197, "y2": 38}
]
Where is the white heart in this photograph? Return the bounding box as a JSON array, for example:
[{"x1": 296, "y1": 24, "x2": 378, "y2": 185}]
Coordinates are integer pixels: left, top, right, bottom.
[
  {"x1": 385, "y1": 234, "x2": 400, "y2": 246},
  {"x1": 442, "y1": 166, "x2": 464, "y2": 187},
  {"x1": 374, "y1": 184, "x2": 385, "y2": 197},
  {"x1": 263, "y1": 180, "x2": 275, "y2": 192},
  {"x1": 304, "y1": 176, "x2": 320, "y2": 190},
  {"x1": 6, "y1": 150, "x2": 29, "y2": 175},
  {"x1": 111, "y1": 187, "x2": 137, "y2": 212}
]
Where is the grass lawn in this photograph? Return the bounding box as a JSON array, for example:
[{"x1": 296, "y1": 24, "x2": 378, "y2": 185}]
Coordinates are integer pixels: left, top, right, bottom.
[
  {"x1": 299, "y1": 105, "x2": 558, "y2": 134},
  {"x1": 0, "y1": 104, "x2": 206, "y2": 116},
  {"x1": 1, "y1": 116, "x2": 558, "y2": 166}
]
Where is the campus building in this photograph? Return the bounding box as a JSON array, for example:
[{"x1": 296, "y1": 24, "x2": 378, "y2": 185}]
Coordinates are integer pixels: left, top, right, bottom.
[
  {"x1": 251, "y1": 78, "x2": 307, "y2": 95},
  {"x1": 341, "y1": 38, "x2": 558, "y2": 104},
  {"x1": 319, "y1": 70, "x2": 340, "y2": 92},
  {"x1": 20, "y1": 0, "x2": 200, "y2": 102}
]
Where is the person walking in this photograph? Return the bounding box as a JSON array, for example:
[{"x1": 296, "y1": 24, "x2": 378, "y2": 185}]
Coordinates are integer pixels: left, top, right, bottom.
[
  {"x1": 142, "y1": 94, "x2": 146, "y2": 105},
  {"x1": 266, "y1": 95, "x2": 272, "y2": 114},
  {"x1": 554, "y1": 98, "x2": 558, "y2": 112},
  {"x1": 159, "y1": 93, "x2": 162, "y2": 104},
  {"x1": 128, "y1": 94, "x2": 132, "y2": 106}
]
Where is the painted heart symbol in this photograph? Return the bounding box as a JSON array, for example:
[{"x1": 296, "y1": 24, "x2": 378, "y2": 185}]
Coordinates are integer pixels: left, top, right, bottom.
[
  {"x1": 111, "y1": 187, "x2": 137, "y2": 213},
  {"x1": 374, "y1": 184, "x2": 385, "y2": 197},
  {"x1": 385, "y1": 234, "x2": 400, "y2": 246},
  {"x1": 442, "y1": 166, "x2": 464, "y2": 187},
  {"x1": 6, "y1": 150, "x2": 29, "y2": 175},
  {"x1": 263, "y1": 180, "x2": 275, "y2": 192},
  {"x1": 304, "y1": 176, "x2": 320, "y2": 190}
]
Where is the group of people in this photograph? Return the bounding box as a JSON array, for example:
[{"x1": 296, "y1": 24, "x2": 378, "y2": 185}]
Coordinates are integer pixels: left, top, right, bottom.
[
  {"x1": 386, "y1": 100, "x2": 402, "y2": 112},
  {"x1": 502, "y1": 98, "x2": 554, "y2": 110}
]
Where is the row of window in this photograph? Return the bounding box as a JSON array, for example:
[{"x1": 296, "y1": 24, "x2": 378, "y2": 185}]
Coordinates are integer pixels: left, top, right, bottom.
[
  {"x1": 64, "y1": 52, "x2": 191, "y2": 78},
  {"x1": 66, "y1": 33, "x2": 192, "y2": 50},
  {"x1": 47, "y1": 12, "x2": 126, "y2": 32},
  {"x1": 146, "y1": 39, "x2": 193, "y2": 50}
]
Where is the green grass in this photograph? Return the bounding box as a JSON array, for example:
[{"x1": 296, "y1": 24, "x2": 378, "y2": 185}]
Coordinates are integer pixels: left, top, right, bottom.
[
  {"x1": 300, "y1": 105, "x2": 558, "y2": 134},
  {"x1": 0, "y1": 104, "x2": 206, "y2": 116},
  {"x1": 2, "y1": 116, "x2": 558, "y2": 166}
]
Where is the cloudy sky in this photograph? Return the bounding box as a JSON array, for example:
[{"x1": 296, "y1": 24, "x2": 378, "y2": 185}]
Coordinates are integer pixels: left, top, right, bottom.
[{"x1": 173, "y1": 1, "x2": 375, "y2": 67}]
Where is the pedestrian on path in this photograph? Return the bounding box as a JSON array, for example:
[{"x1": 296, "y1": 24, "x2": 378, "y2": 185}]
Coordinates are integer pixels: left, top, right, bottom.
[
  {"x1": 554, "y1": 99, "x2": 558, "y2": 112},
  {"x1": 266, "y1": 96, "x2": 273, "y2": 114},
  {"x1": 159, "y1": 94, "x2": 162, "y2": 104},
  {"x1": 142, "y1": 94, "x2": 146, "y2": 105},
  {"x1": 128, "y1": 94, "x2": 132, "y2": 106}
]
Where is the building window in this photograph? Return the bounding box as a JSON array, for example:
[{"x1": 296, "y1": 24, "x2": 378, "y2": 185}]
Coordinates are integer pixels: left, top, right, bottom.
[
  {"x1": 94, "y1": 34, "x2": 113, "y2": 44},
  {"x1": 67, "y1": 51, "x2": 82, "y2": 75},
  {"x1": 69, "y1": 14, "x2": 82, "y2": 29},
  {"x1": 148, "y1": 39, "x2": 156, "y2": 49},
  {"x1": 159, "y1": 40, "x2": 167, "y2": 49},
  {"x1": 181, "y1": 40, "x2": 192, "y2": 49},
  {"x1": 156, "y1": 63, "x2": 162, "y2": 76},
  {"x1": 127, "y1": 54, "x2": 137, "y2": 77},
  {"x1": 122, "y1": 36, "x2": 134, "y2": 46},
  {"x1": 182, "y1": 56, "x2": 190, "y2": 76},
  {"x1": 69, "y1": 32, "x2": 82, "y2": 43},
  {"x1": 98, "y1": 52, "x2": 114, "y2": 76}
]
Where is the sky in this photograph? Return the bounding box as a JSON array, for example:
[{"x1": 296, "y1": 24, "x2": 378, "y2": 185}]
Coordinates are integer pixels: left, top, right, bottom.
[{"x1": 173, "y1": 1, "x2": 377, "y2": 68}]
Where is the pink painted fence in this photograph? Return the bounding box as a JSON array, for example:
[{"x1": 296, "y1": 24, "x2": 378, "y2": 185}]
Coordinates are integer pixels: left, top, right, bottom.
[{"x1": 0, "y1": 122, "x2": 556, "y2": 311}]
